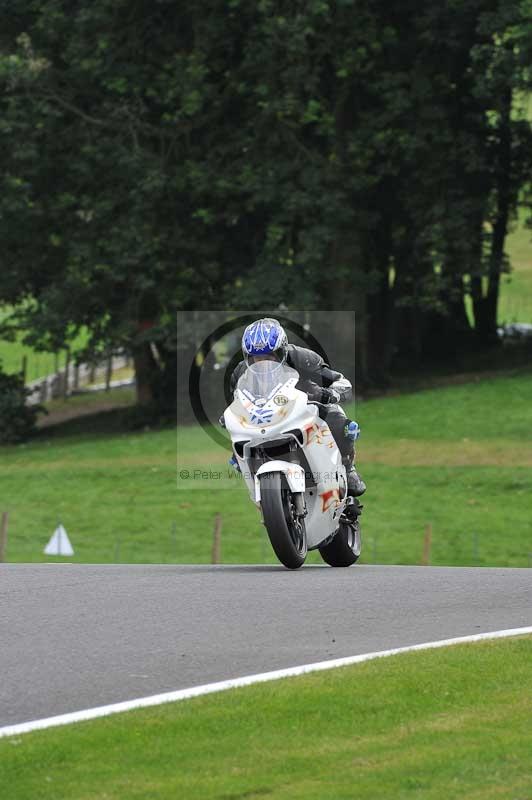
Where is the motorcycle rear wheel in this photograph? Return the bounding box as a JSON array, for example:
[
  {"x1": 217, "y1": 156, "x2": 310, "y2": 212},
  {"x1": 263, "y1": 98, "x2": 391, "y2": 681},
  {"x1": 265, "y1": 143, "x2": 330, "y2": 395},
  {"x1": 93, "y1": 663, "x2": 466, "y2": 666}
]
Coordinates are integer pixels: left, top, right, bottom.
[
  {"x1": 319, "y1": 517, "x2": 361, "y2": 567},
  {"x1": 260, "y1": 472, "x2": 307, "y2": 569}
]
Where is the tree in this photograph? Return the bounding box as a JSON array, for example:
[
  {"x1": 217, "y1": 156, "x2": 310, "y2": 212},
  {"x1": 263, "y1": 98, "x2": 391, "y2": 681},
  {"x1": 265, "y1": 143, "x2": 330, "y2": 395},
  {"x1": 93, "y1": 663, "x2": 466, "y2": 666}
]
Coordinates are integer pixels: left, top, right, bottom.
[
  {"x1": 0, "y1": 0, "x2": 530, "y2": 397},
  {"x1": 0, "y1": 1, "x2": 226, "y2": 405},
  {"x1": 0, "y1": 361, "x2": 42, "y2": 442}
]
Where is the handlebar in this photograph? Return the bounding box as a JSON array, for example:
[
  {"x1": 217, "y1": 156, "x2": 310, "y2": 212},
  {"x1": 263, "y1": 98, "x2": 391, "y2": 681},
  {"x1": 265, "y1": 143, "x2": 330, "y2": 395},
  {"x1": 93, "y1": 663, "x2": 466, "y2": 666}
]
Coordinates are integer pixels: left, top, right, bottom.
[{"x1": 307, "y1": 399, "x2": 328, "y2": 409}]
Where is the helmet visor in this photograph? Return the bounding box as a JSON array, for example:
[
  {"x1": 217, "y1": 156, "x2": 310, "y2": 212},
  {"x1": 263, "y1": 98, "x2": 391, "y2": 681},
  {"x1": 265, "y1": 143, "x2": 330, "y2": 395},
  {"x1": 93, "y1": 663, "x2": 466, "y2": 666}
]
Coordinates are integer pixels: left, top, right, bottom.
[{"x1": 245, "y1": 351, "x2": 286, "y2": 367}]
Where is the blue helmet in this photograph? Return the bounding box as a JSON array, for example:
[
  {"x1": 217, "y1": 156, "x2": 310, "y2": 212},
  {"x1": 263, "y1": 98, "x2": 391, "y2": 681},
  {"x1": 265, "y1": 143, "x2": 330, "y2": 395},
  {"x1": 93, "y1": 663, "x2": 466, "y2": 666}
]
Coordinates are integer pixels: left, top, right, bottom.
[{"x1": 242, "y1": 318, "x2": 288, "y2": 364}]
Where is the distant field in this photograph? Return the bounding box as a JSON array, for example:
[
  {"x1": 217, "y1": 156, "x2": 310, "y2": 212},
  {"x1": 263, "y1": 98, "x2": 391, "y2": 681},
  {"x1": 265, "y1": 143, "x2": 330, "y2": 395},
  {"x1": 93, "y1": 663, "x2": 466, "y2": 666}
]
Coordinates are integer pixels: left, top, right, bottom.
[
  {"x1": 0, "y1": 304, "x2": 93, "y2": 379},
  {"x1": 0, "y1": 308, "x2": 86, "y2": 379},
  {"x1": 2, "y1": 636, "x2": 531, "y2": 799},
  {"x1": 499, "y1": 208, "x2": 532, "y2": 323},
  {"x1": 0, "y1": 369, "x2": 531, "y2": 567},
  {"x1": 0, "y1": 333, "x2": 63, "y2": 379}
]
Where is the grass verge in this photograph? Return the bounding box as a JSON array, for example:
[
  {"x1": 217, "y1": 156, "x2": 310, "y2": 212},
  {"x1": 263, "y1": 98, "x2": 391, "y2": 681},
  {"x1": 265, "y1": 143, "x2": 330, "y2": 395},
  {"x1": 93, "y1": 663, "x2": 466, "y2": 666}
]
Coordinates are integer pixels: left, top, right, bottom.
[{"x1": 2, "y1": 636, "x2": 531, "y2": 799}]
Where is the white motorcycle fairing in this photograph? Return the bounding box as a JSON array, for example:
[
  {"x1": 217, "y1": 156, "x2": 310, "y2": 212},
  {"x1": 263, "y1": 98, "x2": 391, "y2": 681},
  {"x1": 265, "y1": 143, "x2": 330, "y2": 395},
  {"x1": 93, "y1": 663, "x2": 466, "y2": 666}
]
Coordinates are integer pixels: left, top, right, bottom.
[
  {"x1": 254, "y1": 461, "x2": 306, "y2": 500},
  {"x1": 224, "y1": 361, "x2": 349, "y2": 550}
]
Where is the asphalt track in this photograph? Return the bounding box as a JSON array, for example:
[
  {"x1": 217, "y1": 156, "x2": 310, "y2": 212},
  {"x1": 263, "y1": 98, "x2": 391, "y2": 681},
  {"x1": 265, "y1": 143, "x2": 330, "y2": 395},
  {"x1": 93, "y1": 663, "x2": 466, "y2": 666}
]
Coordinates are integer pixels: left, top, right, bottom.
[{"x1": 1, "y1": 564, "x2": 531, "y2": 727}]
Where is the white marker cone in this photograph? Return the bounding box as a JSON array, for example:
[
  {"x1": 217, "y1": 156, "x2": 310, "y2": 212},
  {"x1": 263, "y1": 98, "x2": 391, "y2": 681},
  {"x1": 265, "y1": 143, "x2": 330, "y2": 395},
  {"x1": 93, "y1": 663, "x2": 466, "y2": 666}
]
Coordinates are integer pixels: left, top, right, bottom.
[{"x1": 44, "y1": 524, "x2": 74, "y2": 557}]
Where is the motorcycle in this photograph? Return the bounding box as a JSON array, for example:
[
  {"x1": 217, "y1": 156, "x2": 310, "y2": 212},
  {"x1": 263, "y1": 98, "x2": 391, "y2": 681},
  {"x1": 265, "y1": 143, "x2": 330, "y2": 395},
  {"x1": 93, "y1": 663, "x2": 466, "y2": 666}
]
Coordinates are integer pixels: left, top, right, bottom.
[{"x1": 222, "y1": 360, "x2": 362, "y2": 569}]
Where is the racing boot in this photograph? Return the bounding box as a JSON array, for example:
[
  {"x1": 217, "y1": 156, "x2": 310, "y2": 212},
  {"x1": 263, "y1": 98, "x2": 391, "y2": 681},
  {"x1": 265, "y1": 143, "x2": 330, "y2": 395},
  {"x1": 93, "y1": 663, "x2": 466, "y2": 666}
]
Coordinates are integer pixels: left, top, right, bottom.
[
  {"x1": 342, "y1": 421, "x2": 366, "y2": 497},
  {"x1": 342, "y1": 453, "x2": 366, "y2": 497},
  {"x1": 347, "y1": 465, "x2": 366, "y2": 497}
]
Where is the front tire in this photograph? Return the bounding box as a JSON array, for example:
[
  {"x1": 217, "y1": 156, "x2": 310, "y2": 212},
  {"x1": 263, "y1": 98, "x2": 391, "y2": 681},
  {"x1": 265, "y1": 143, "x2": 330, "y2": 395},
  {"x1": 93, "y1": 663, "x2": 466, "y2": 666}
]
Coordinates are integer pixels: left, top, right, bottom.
[
  {"x1": 319, "y1": 516, "x2": 361, "y2": 567},
  {"x1": 260, "y1": 472, "x2": 307, "y2": 569}
]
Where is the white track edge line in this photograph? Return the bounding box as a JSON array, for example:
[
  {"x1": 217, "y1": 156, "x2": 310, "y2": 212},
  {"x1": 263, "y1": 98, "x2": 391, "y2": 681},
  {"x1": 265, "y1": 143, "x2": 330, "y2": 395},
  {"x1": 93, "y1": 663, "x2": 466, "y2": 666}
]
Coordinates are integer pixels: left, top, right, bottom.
[{"x1": 1, "y1": 625, "x2": 531, "y2": 739}]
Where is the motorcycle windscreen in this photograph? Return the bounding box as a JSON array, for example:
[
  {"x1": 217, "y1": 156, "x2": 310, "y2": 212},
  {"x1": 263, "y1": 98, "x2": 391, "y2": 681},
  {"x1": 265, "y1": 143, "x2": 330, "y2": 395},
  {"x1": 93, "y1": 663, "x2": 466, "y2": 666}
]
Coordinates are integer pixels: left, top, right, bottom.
[{"x1": 237, "y1": 361, "x2": 299, "y2": 402}]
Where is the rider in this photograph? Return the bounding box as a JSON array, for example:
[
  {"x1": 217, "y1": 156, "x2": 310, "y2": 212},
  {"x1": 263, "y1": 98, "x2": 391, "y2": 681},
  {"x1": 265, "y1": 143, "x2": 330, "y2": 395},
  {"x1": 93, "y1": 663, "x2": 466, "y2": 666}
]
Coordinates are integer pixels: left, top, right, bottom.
[{"x1": 229, "y1": 318, "x2": 366, "y2": 498}]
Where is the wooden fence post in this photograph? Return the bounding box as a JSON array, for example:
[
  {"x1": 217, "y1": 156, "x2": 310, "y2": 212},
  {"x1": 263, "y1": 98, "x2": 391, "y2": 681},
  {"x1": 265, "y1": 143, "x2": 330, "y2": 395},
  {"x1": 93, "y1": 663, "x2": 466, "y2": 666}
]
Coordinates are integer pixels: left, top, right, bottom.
[
  {"x1": 105, "y1": 354, "x2": 113, "y2": 392},
  {"x1": 421, "y1": 523, "x2": 432, "y2": 566},
  {"x1": 63, "y1": 348, "x2": 71, "y2": 399},
  {"x1": 212, "y1": 513, "x2": 222, "y2": 564},
  {"x1": 0, "y1": 512, "x2": 9, "y2": 563}
]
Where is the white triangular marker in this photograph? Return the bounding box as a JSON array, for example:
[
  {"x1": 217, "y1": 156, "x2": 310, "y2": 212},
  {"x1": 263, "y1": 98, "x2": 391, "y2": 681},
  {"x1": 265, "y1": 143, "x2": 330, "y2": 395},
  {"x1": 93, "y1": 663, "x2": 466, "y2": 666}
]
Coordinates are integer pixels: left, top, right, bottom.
[{"x1": 44, "y1": 525, "x2": 74, "y2": 556}]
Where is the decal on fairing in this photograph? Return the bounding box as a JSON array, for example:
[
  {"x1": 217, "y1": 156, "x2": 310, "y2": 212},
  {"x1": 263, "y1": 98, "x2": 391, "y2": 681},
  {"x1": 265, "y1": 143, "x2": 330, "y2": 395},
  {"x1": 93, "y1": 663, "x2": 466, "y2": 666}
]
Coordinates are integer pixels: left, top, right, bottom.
[
  {"x1": 250, "y1": 406, "x2": 274, "y2": 425},
  {"x1": 320, "y1": 488, "x2": 341, "y2": 512},
  {"x1": 304, "y1": 423, "x2": 332, "y2": 446}
]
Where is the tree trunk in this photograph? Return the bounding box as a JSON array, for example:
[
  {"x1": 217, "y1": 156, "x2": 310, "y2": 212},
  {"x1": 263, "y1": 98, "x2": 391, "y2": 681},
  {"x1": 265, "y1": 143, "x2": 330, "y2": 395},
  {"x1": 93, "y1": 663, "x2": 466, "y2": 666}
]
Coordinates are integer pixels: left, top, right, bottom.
[
  {"x1": 365, "y1": 269, "x2": 394, "y2": 386},
  {"x1": 322, "y1": 227, "x2": 368, "y2": 384},
  {"x1": 486, "y1": 87, "x2": 512, "y2": 339},
  {"x1": 133, "y1": 342, "x2": 157, "y2": 406},
  {"x1": 473, "y1": 88, "x2": 512, "y2": 344}
]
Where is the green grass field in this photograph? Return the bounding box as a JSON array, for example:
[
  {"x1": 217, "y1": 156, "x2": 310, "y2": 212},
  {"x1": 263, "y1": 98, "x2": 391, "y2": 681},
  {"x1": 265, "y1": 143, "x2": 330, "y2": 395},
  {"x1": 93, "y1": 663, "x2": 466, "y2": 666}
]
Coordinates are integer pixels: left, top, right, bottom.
[
  {"x1": 2, "y1": 636, "x2": 531, "y2": 799},
  {"x1": 0, "y1": 337, "x2": 65, "y2": 380},
  {"x1": 0, "y1": 369, "x2": 531, "y2": 566},
  {"x1": 499, "y1": 209, "x2": 532, "y2": 324},
  {"x1": 0, "y1": 308, "x2": 87, "y2": 379}
]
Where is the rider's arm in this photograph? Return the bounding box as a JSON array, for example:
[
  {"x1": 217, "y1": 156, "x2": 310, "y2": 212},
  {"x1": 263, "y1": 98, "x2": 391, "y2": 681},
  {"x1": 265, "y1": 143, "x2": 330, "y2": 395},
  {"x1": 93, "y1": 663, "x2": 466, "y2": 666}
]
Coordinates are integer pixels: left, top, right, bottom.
[
  {"x1": 288, "y1": 345, "x2": 353, "y2": 404},
  {"x1": 299, "y1": 370, "x2": 352, "y2": 405},
  {"x1": 320, "y1": 367, "x2": 353, "y2": 403},
  {"x1": 229, "y1": 360, "x2": 246, "y2": 394},
  {"x1": 306, "y1": 361, "x2": 352, "y2": 404}
]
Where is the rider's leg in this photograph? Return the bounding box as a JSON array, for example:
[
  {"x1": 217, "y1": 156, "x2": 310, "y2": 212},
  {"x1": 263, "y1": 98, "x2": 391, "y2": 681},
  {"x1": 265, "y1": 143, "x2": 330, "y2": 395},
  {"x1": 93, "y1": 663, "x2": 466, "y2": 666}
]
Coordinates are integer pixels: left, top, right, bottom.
[
  {"x1": 322, "y1": 406, "x2": 366, "y2": 497},
  {"x1": 342, "y1": 449, "x2": 366, "y2": 498}
]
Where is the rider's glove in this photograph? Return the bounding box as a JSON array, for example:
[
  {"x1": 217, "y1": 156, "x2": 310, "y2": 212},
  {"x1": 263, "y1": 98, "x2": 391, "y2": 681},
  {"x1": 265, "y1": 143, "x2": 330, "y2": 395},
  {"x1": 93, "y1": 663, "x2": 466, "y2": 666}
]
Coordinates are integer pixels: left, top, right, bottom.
[{"x1": 320, "y1": 387, "x2": 341, "y2": 404}]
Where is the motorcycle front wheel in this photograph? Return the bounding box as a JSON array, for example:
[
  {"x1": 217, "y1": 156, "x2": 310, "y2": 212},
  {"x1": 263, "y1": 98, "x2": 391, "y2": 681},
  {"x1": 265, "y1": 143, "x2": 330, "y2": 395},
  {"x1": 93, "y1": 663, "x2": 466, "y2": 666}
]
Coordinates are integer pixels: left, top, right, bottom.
[{"x1": 260, "y1": 472, "x2": 307, "y2": 569}]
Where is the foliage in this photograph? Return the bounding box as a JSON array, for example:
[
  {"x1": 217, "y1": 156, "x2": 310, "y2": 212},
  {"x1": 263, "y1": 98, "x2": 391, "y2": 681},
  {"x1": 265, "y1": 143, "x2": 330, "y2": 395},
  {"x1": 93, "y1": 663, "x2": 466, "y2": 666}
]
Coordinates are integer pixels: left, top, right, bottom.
[
  {"x1": 0, "y1": 361, "x2": 42, "y2": 442},
  {"x1": 0, "y1": 1, "x2": 530, "y2": 393}
]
